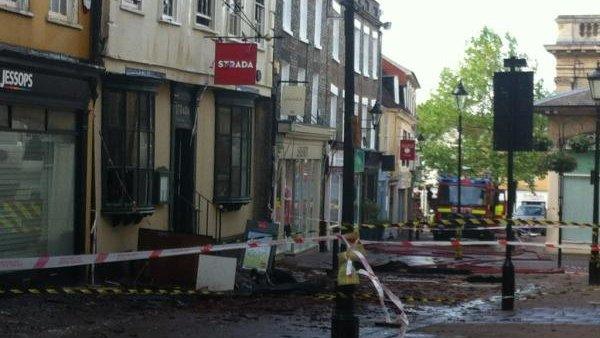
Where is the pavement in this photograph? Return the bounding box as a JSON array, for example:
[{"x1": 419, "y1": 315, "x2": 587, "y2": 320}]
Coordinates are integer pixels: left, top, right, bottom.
[{"x1": 0, "y1": 230, "x2": 598, "y2": 337}]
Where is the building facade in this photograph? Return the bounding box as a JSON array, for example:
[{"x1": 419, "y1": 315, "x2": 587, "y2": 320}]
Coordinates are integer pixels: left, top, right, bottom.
[
  {"x1": 93, "y1": 0, "x2": 275, "y2": 253},
  {"x1": 378, "y1": 56, "x2": 419, "y2": 224},
  {"x1": 0, "y1": 0, "x2": 100, "y2": 259},
  {"x1": 536, "y1": 15, "x2": 600, "y2": 249},
  {"x1": 323, "y1": 0, "x2": 383, "y2": 228}
]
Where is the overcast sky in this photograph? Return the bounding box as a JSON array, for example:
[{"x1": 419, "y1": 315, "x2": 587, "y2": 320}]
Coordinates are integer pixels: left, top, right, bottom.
[{"x1": 378, "y1": 0, "x2": 597, "y2": 103}]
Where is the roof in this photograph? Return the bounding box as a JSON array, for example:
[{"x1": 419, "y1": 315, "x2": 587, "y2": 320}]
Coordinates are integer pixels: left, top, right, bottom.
[
  {"x1": 381, "y1": 56, "x2": 420, "y2": 88},
  {"x1": 534, "y1": 88, "x2": 598, "y2": 115},
  {"x1": 535, "y1": 88, "x2": 595, "y2": 108}
]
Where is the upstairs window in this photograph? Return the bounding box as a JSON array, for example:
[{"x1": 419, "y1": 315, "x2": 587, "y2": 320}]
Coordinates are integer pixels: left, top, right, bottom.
[
  {"x1": 196, "y1": 0, "x2": 213, "y2": 27},
  {"x1": 314, "y1": 0, "x2": 323, "y2": 48},
  {"x1": 49, "y1": 0, "x2": 78, "y2": 24},
  {"x1": 0, "y1": 0, "x2": 28, "y2": 12},
  {"x1": 227, "y1": 0, "x2": 242, "y2": 36},
  {"x1": 372, "y1": 31, "x2": 379, "y2": 79},
  {"x1": 354, "y1": 19, "x2": 361, "y2": 73},
  {"x1": 363, "y1": 25, "x2": 370, "y2": 77},
  {"x1": 121, "y1": 0, "x2": 142, "y2": 11},
  {"x1": 254, "y1": 0, "x2": 265, "y2": 37},
  {"x1": 331, "y1": 2, "x2": 341, "y2": 62},
  {"x1": 162, "y1": 0, "x2": 178, "y2": 22},
  {"x1": 299, "y1": 0, "x2": 308, "y2": 42},
  {"x1": 282, "y1": 0, "x2": 292, "y2": 35}
]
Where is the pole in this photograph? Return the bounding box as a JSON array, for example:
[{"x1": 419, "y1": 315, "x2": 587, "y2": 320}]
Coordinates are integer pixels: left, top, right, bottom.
[
  {"x1": 332, "y1": 1, "x2": 359, "y2": 337},
  {"x1": 558, "y1": 172, "x2": 564, "y2": 268},
  {"x1": 590, "y1": 104, "x2": 600, "y2": 285},
  {"x1": 455, "y1": 106, "x2": 463, "y2": 260},
  {"x1": 501, "y1": 60, "x2": 517, "y2": 311}
]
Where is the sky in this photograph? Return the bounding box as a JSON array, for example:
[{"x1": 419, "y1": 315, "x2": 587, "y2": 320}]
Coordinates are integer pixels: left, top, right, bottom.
[{"x1": 378, "y1": 0, "x2": 597, "y2": 103}]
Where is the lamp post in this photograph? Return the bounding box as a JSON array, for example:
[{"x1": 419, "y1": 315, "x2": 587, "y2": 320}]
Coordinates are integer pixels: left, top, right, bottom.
[
  {"x1": 370, "y1": 101, "x2": 383, "y2": 150},
  {"x1": 453, "y1": 81, "x2": 468, "y2": 215},
  {"x1": 587, "y1": 62, "x2": 600, "y2": 285}
]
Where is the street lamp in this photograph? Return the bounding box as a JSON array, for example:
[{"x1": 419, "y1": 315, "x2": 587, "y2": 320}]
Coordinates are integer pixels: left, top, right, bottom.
[
  {"x1": 587, "y1": 61, "x2": 600, "y2": 285},
  {"x1": 370, "y1": 101, "x2": 383, "y2": 150},
  {"x1": 453, "y1": 81, "x2": 468, "y2": 214}
]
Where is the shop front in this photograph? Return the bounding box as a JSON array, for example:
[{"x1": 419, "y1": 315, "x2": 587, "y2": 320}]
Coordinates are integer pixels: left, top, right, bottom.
[
  {"x1": 275, "y1": 123, "x2": 333, "y2": 252},
  {"x1": 0, "y1": 54, "x2": 97, "y2": 259}
]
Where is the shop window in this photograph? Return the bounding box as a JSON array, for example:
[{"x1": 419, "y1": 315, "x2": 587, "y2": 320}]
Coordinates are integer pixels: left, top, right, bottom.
[
  {"x1": 0, "y1": 104, "x2": 77, "y2": 257},
  {"x1": 102, "y1": 89, "x2": 155, "y2": 216},
  {"x1": 0, "y1": 105, "x2": 8, "y2": 128},
  {"x1": 214, "y1": 105, "x2": 252, "y2": 205},
  {"x1": 196, "y1": 0, "x2": 213, "y2": 27},
  {"x1": 48, "y1": 110, "x2": 76, "y2": 131}
]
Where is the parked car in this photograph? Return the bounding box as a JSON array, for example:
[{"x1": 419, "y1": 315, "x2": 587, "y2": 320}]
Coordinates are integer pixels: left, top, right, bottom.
[{"x1": 514, "y1": 204, "x2": 546, "y2": 236}]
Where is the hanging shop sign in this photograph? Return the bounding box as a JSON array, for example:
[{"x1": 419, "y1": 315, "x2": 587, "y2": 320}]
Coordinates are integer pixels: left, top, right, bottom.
[
  {"x1": 280, "y1": 86, "x2": 306, "y2": 118},
  {"x1": 214, "y1": 42, "x2": 258, "y2": 85},
  {"x1": 400, "y1": 139, "x2": 416, "y2": 161}
]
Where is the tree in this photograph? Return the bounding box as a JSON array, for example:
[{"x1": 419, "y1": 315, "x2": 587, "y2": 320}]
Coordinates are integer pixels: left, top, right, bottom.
[{"x1": 417, "y1": 27, "x2": 550, "y2": 188}]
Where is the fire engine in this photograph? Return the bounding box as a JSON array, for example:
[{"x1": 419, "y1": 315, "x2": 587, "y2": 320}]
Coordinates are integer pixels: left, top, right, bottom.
[{"x1": 432, "y1": 177, "x2": 506, "y2": 240}]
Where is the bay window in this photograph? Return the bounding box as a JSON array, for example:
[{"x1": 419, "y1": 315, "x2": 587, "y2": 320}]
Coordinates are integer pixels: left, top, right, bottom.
[
  {"x1": 214, "y1": 105, "x2": 252, "y2": 204},
  {"x1": 102, "y1": 89, "x2": 155, "y2": 215}
]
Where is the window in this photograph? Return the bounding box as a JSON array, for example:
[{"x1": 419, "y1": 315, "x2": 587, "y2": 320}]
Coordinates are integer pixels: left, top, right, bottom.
[
  {"x1": 162, "y1": 0, "x2": 178, "y2": 21},
  {"x1": 311, "y1": 75, "x2": 319, "y2": 123},
  {"x1": 332, "y1": 19, "x2": 340, "y2": 61},
  {"x1": 329, "y1": 84, "x2": 338, "y2": 129},
  {"x1": 0, "y1": 0, "x2": 28, "y2": 11},
  {"x1": 196, "y1": 0, "x2": 213, "y2": 27},
  {"x1": 254, "y1": 0, "x2": 265, "y2": 37},
  {"x1": 363, "y1": 25, "x2": 370, "y2": 77},
  {"x1": 314, "y1": 0, "x2": 323, "y2": 48},
  {"x1": 282, "y1": 0, "x2": 292, "y2": 35},
  {"x1": 49, "y1": 0, "x2": 77, "y2": 23},
  {"x1": 214, "y1": 106, "x2": 252, "y2": 202},
  {"x1": 102, "y1": 89, "x2": 155, "y2": 213},
  {"x1": 227, "y1": 0, "x2": 242, "y2": 36},
  {"x1": 354, "y1": 20, "x2": 361, "y2": 73},
  {"x1": 372, "y1": 31, "x2": 379, "y2": 79},
  {"x1": 121, "y1": 0, "x2": 142, "y2": 11},
  {"x1": 370, "y1": 99, "x2": 377, "y2": 149},
  {"x1": 280, "y1": 61, "x2": 290, "y2": 83},
  {"x1": 296, "y1": 68, "x2": 306, "y2": 122},
  {"x1": 299, "y1": 0, "x2": 308, "y2": 42},
  {"x1": 361, "y1": 98, "x2": 368, "y2": 147}
]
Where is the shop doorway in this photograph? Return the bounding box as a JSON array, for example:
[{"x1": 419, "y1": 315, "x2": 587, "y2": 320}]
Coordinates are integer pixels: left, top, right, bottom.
[{"x1": 171, "y1": 85, "x2": 197, "y2": 233}]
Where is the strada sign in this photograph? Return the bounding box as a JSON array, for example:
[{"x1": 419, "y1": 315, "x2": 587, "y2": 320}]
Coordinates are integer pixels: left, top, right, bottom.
[{"x1": 214, "y1": 42, "x2": 257, "y2": 85}]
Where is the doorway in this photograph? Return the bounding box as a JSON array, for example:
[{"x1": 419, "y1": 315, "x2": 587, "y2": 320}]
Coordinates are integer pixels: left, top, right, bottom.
[{"x1": 170, "y1": 85, "x2": 197, "y2": 233}]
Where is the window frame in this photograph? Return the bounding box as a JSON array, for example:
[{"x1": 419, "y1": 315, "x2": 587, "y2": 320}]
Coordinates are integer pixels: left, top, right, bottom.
[
  {"x1": 48, "y1": 0, "x2": 78, "y2": 24},
  {"x1": 213, "y1": 105, "x2": 253, "y2": 204},
  {"x1": 101, "y1": 88, "x2": 156, "y2": 215},
  {"x1": 195, "y1": 0, "x2": 213, "y2": 27},
  {"x1": 161, "y1": 0, "x2": 179, "y2": 23},
  {"x1": 227, "y1": 0, "x2": 243, "y2": 36},
  {"x1": 121, "y1": 0, "x2": 142, "y2": 11},
  {"x1": 314, "y1": 0, "x2": 323, "y2": 49},
  {"x1": 362, "y1": 25, "x2": 370, "y2": 77},
  {"x1": 254, "y1": 0, "x2": 265, "y2": 36},
  {"x1": 282, "y1": 0, "x2": 292, "y2": 36},
  {"x1": 354, "y1": 19, "x2": 361, "y2": 73},
  {"x1": 299, "y1": 0, "x2": 308, "y2": 42},
  {"x1": 0, "y1": 0, "x2": 29, "y2": 13}
]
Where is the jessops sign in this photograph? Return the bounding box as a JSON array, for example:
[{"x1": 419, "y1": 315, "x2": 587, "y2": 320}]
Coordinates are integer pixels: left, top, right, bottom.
[
  {"x1": 0, "y1": 68, "x2": 34, "y2": 91},
  {"x1": 214, "y1": 42, "x2": 257, "y2": 85}
]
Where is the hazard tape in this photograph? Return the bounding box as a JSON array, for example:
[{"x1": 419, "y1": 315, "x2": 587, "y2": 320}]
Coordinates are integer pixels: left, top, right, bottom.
[
  {"x1": 0, "y1": 286, "x2": 233, "y2": 297},
  {"x1": 361, "y1": 239, "x2": 598, "y2": 252},
  {"x1": 0, "y1": 235, "x2": 332, "y2": 273}
]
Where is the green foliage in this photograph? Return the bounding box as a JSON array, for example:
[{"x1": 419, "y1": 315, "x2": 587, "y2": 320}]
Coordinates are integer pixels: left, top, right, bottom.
[
  {"x1": 417, "y1": 27, "x2": 550, "y2": 188},
  {"x1": 568, "y1": 134, "x2": 593, "y2": 153},
  {"x1": 545, "y1": 151, "x2": 577, "y2": 174},
  {"x1": 363, "y1": 200, "x2": 380, "y2": 223}
]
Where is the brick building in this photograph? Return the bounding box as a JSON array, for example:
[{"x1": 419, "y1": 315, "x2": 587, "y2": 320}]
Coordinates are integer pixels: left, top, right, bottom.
[{"x1": 272, "y1": 0, "x2": 383, "y2": 243}]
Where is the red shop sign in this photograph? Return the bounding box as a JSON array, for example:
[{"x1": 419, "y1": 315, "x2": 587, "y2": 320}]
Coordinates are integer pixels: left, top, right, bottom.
[
  {"x1": 400, "y1": 139, "x2": 416, "y2": 161},
  {"x1": 214, "y1": 42, "x2": 257, "y2": 85}
]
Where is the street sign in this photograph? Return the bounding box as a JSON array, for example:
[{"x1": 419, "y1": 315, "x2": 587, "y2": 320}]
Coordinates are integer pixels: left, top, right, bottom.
[
  {"x1": 400, "y1": 139, "x2": 416, "y2": 161},
  {"x1": 214, "y1": 42, "x2": 257, "y2": 85},
  {"x1": 493, "y1": 71, "x2": 534, "y2": 151}
]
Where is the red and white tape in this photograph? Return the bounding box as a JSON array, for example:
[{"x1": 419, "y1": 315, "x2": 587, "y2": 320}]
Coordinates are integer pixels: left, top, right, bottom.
[{"x1": 0, "y1": 236, "x2": 332, "y2": 273}]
